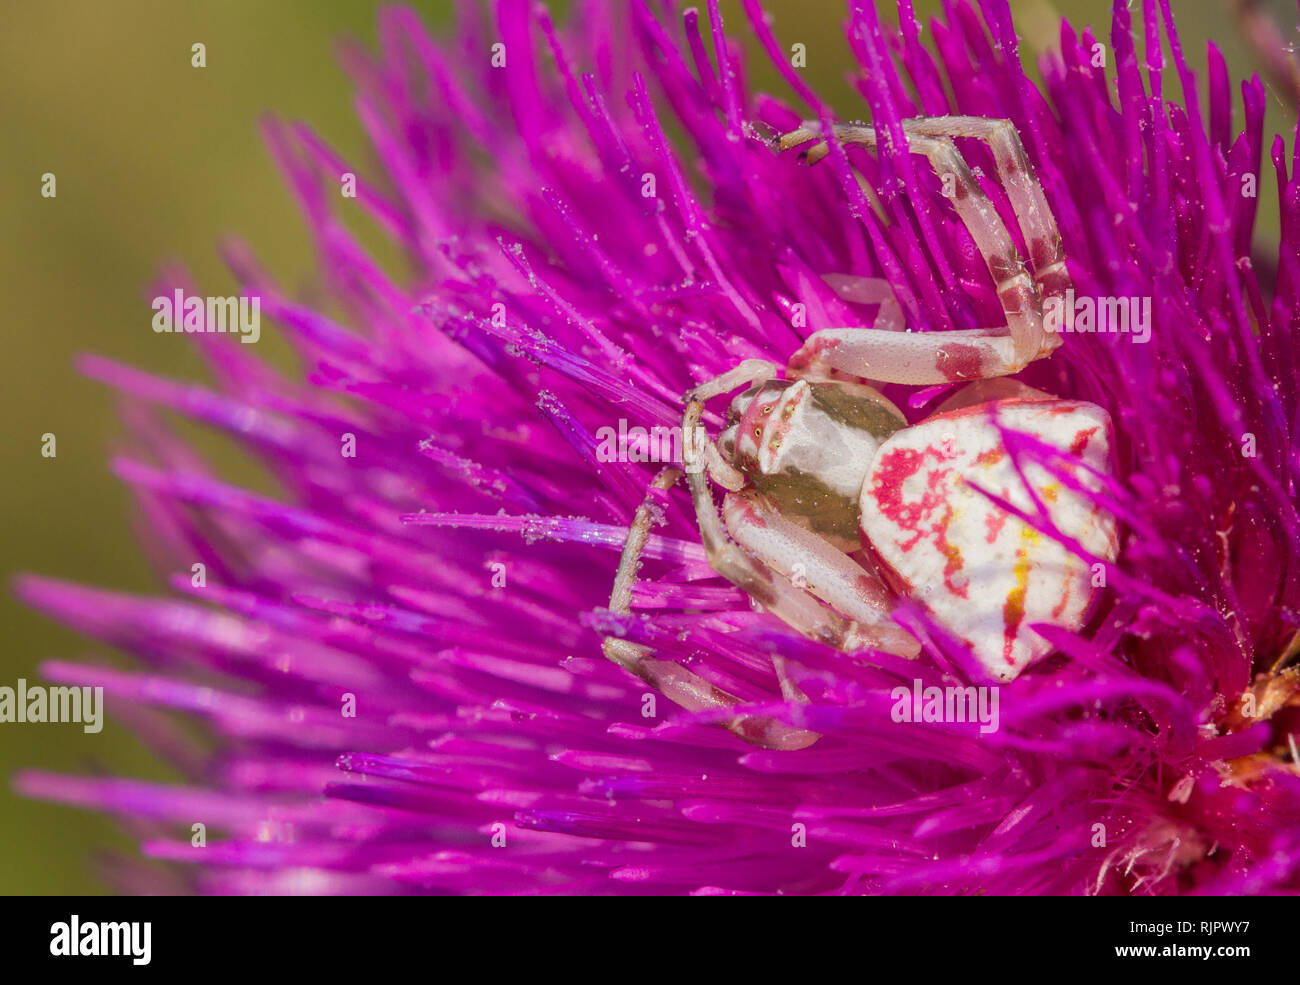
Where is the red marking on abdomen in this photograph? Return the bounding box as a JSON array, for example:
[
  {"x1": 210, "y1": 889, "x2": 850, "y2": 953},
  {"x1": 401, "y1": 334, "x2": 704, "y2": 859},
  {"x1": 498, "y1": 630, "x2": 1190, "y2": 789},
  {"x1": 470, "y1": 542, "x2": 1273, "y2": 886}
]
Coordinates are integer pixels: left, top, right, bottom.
[
  {"x1": 871, "y1": 447, "x2": 930, "y2": 549},
  {"x1": 934, "y1": 504, "x2": 967, "y2": 598},
  {"x1": 871, "y1": 443, "x2": 968, "y2": 598},
  {"x1": 984, "y1": 507, "x2": 1008, "y2": 544},
  {"x1": 1051, "y1": 579, "x2": 1072, "y2": 619},
  {"x1": 1070, "y1": 426, "x2": 1099, "y2": 457}
]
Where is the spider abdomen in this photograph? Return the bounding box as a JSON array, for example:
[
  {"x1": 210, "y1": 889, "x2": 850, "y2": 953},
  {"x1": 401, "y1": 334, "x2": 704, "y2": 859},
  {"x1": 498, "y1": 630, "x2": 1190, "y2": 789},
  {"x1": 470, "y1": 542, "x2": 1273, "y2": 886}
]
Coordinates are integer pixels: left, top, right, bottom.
[{"x1": 860, "y1": 398, "x2": 1119, "y2": 681}]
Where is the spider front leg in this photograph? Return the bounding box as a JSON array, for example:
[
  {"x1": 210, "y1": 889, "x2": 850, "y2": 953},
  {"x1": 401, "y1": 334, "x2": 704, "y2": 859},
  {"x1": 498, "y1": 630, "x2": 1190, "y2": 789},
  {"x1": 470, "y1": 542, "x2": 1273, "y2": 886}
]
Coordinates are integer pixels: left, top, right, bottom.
[
  {"x1": 790, "y1": 325, "x2": 1023, "y2": 386},
  {"x1": 899, "y1": 116, "x2": 1069, "y2": 305},
  {"x1": 686, "y1": 359, "x2": 778, "y2": 490},
  {"x1": 602, "y1": 465, "x2": 821, "y2": 750},
  {"x1": 781, "y1": 119, "x2": 1060, "y2": 385}
]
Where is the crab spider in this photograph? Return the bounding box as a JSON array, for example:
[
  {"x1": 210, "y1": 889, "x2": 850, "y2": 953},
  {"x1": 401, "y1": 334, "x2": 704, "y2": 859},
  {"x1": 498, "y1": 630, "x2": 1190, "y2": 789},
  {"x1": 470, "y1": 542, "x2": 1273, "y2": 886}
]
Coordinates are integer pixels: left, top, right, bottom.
[{"x1": 603, "y1": 117, "x2": 1119, "y2": 749}]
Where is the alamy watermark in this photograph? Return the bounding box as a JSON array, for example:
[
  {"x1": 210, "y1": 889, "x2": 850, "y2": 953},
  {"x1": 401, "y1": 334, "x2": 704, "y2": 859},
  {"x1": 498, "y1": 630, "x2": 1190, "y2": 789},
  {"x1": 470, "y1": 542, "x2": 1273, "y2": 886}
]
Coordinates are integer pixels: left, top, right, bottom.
[
  {"x1": 1043, "y1": 289, "x2": 1151, "y2": 343},
  {"x1": 0, "y1": 679, "x2": 103, "y2": 733},
  {"x1": 890, "y1": 679, "x2": 1000, "y2": 734},
  {"x1": 596, "y1": 419, "x2": 710, "y2": 468},
  {"x1": 50, "y1": 915, "x2": 150, "y2": 965},
  {"x1": 152, "y1": 289, "x2": 260, "y2": 343}
]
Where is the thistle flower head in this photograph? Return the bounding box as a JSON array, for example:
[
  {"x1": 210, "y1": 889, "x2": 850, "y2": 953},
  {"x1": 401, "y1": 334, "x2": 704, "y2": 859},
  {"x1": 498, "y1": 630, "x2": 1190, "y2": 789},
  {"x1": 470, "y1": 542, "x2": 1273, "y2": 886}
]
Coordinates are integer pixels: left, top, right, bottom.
[{"x1": 15, "y1": 0, "x2": 1300, "y2": 895}]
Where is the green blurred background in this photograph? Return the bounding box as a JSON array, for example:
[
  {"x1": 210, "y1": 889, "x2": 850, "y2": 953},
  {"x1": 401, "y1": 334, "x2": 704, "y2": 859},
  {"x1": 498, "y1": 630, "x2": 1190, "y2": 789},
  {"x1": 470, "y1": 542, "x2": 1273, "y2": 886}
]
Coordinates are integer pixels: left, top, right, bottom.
[{"x1": 0, "y1": 0, "x2": 1281, "y2": 893}]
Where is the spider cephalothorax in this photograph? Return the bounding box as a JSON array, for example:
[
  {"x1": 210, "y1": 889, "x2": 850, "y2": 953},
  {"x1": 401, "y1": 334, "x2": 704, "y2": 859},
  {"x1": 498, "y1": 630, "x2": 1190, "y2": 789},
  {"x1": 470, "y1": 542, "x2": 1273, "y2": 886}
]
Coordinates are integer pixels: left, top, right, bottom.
[
  {"x1": 717, "y1": 376, "x2": 907, "y2": 553},
  {"x1": 603, "y1": 117, "x2": 1118, "y2": 749}
]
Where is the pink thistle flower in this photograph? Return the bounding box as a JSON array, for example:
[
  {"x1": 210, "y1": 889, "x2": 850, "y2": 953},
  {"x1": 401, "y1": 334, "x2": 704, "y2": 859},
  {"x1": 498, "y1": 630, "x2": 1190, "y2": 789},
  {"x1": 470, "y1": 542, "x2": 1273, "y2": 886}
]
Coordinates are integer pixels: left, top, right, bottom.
[{"x1": 14, "y1": 0, "x2": 1300, "y2": 895}]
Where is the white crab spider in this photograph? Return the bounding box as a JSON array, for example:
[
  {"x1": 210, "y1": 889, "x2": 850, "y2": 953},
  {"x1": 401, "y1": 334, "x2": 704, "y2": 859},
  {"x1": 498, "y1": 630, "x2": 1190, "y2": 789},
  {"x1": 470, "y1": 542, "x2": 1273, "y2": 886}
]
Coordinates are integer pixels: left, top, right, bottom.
[{"x1": 603, "y1": 117, "x2": 1119, "y2": 750}]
